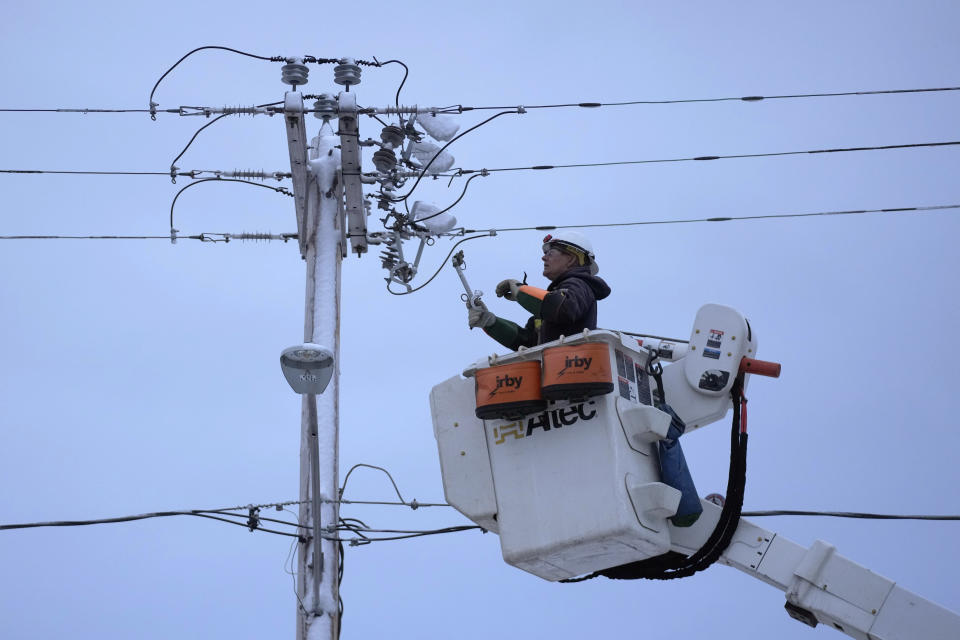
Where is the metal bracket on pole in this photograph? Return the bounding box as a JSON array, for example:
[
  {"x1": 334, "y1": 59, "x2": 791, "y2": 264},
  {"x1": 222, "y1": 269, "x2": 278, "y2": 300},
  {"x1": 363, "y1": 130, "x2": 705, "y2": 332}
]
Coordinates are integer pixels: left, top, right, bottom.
[
  {"x1": 284, "y1": 92, "x2": 310, "y2": 258},
  {"x1": 307, "y1": 398, "x2": 324, "y2": 613},
  {"x1": 337, "y1": 92, "x2": 367, "y2": 256},
  {"x1": 336, "y1": 171, "x2": 347, "y2": 258}
]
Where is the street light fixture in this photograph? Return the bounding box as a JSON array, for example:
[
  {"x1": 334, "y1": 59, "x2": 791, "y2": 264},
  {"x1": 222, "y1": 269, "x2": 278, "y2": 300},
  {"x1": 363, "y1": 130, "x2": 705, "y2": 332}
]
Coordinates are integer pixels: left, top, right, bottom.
[{"x1": 280, "y1": 343, "x2": 335, "y2": 394}]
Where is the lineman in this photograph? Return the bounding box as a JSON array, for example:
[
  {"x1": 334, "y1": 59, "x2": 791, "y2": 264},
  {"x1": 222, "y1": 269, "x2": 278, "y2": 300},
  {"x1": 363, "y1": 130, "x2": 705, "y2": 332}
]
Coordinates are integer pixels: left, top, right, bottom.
[{"x1": 468, "y1": 231, "x2": 611, "y2": 350}]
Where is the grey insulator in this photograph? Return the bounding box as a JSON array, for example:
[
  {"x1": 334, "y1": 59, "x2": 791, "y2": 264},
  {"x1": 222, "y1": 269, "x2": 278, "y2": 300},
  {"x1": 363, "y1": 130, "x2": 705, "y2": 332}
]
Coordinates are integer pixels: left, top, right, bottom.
[
  {"x1": 334, "y1": 58, "x2": 362, "y2": 87},
  {"x1": 380, "y1": 125, "x2": 404, "y2": 148},
  {"x1": 313, "y1": 93, "x2": 337, "y2": 120},
  {"x1": 372, "y1": 148, "x2": 397, "y2": 173},
  {"x1": 281, "y1": 62, "x2": 310, "y2": 87}
]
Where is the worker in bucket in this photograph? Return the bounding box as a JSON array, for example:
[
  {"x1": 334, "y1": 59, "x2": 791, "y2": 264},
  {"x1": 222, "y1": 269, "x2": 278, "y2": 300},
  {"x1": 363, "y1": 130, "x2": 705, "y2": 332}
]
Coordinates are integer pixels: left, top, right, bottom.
[{"x1": 468, "y1": 231, "x2": 611, "y2": 349}]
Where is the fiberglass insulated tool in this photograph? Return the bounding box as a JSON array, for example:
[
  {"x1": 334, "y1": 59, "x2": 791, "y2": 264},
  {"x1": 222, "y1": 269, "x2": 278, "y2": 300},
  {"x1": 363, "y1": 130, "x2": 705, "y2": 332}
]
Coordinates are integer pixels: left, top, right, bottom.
[{"x1": 451, "y1": 250, "x2": 484, "y2": 308}]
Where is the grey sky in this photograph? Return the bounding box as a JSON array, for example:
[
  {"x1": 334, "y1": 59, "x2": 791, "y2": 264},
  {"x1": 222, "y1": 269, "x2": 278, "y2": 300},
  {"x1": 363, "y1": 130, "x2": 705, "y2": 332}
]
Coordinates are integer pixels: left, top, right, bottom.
[{"x1": 1, "y1": 2, "x2": 958, "y2": 638}]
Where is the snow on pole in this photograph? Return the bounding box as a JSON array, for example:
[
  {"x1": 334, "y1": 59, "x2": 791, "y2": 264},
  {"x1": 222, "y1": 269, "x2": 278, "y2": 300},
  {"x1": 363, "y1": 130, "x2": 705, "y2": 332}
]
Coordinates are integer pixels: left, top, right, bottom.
[{"x1": 299, "y1": 129, "x2": 343, "y2": 640}]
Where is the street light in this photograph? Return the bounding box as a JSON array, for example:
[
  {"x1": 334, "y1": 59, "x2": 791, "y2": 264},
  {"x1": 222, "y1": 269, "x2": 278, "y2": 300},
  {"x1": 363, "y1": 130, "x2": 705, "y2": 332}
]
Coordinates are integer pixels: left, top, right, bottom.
[{"x1": 280, "y1": 343, "x2": 335, "y2": 394}]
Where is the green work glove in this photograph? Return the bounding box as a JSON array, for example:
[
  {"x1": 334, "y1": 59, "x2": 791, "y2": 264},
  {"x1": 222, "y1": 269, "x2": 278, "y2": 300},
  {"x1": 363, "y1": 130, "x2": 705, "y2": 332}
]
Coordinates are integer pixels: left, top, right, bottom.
[
  {"x1": 467, "y1": 300, "x2": 496, "y2": 329},
  {"x1": 495, "y1": 278, "x2": 522, "y2": 301}
]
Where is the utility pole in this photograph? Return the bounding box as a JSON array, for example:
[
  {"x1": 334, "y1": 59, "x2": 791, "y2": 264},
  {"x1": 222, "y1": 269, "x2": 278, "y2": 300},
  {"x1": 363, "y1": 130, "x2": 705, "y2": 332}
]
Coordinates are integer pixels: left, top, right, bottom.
[
  {"x1": 296, "y1": 133, "x2": 342, "y2": 639},
  {"x1": 276, "y1": 57, "x2": 455, "y2": 638},
  {"x1": 281, "y1": 69, "x2": 341, "y2": 640},
  {"x1": 281, "y1": 58, "x2": 367, "y2": 640}
]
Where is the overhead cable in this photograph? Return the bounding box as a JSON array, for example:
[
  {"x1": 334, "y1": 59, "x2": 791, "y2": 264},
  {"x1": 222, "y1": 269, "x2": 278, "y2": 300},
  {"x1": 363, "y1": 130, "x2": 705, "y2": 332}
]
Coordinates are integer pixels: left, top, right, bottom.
[
  {"x1": 323, "y1": 525, "x2": 483, "y2": 545},
  {"x1": 458, "y1": 85, "x2": 960, "y2": 111},
  {"x1": 413, "y1": 172, "x2": 488, "y2": 223},
  {"x1": 8, "y1": 139, "x2": 954, "y2": 183},
  {"x1": 385, "y1": 232, "x2": 494, "y2": 297},
  {"x1": 9, "y1": 84, "x2": 959, "y2": 116},
  {"x1": 455, "y1": 140, "x2": 960, "y2": 177},
  {"x1": 370, "y1": 57, "x2": 409, "y2": 109},
  {"x1": 0, "y1": 505, "x2": 303, "y2": 538},
  {"x1": 1, "y1": 168, "x2": 290, "y2": 181},
  {"x1": 329, "y1": 499, "x2": 450, "y2": 508},
  {"x1": 0, "y1": 234, "x2": 194, "y2": 241},
  {"x1": 389, "y1": 109, "x2": 522, "y2": 203},
  {"x1": 169, "y1": 177, "x2": 294, "y2": 234},
  {"x1": 2, "y1": 500, "x2": 953, "y2": 541},
  {"x1": 168, "y1": 100, "x2": 290, "y2": 181},
  {"x1": 340, "y1": 464, "x2": 409, "y2": 504},
  {"x1": 5, "y1": 202, "x2": 953, "y2": 244},
  {"x1": 742, "y1": 510, "x2": 960, "y2": 521},
  {"x1": 0, "y1": 107, "x2": 162, "y2": 114},
  {"x1": 0, "y1": 232, "x2": 297, "y2": 242},
  {"x1": 148, "y1": 47, "x2": 339, "y2": 119},
  {"x1": 170, "y1": 113, "x2": 231, "y2": 176},
  {"x1": 1, "y1": 169, "x2": 170, "y2": 176},
  {"x1": 337, "y1": 463, "x2": 449, "y2": 510},
  {"x1": 463, "y1": 203, "x2": 960, "y2": 234}
]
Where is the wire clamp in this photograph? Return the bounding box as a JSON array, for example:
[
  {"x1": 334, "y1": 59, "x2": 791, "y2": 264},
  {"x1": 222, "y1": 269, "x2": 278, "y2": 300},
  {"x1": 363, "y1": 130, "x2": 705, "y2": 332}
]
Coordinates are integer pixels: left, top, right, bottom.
[{"x1": 246, "y1": 506, "x2": 260, "y2": 532}]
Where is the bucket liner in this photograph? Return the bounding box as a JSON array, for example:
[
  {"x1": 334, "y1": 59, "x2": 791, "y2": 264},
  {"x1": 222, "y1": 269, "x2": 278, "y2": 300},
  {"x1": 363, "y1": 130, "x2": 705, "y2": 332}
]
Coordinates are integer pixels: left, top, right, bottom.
[
  {"x1": 475, "y1": 361, "x2": 547, "y2": 420},
  {"x1": 541, "y1": 342, "x2": 614, "y2": 401}
]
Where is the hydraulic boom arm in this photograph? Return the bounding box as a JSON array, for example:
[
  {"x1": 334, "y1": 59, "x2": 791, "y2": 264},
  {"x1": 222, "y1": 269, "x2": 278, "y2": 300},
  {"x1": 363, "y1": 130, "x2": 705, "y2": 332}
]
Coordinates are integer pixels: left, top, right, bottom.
[{"x1": 670, "y1": 502, "x2": 960, "y2": 639}]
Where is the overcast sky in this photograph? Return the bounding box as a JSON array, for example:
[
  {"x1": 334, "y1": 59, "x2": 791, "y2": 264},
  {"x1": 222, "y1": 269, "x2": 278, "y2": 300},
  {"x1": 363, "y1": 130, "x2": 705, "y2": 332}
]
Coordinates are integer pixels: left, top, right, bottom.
[{"x1": 2, "y1": 2, "x2": 958, "y2": 639}]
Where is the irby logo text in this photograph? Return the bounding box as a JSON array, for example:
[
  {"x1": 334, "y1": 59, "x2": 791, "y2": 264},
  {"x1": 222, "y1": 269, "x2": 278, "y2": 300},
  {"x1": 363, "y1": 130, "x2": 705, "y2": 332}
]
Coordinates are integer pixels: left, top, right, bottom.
[
  {"x1": 558, "y1": 355, "x2": 592, "y2": 376},
  {"x1": 489, "y1": 374, "x2": 523, "y2": 397}
]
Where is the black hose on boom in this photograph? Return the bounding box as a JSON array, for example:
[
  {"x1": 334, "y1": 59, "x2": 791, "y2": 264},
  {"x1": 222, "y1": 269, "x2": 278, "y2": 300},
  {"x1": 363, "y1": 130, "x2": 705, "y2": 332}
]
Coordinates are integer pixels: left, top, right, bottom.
[{"x1": 564, "y1": 374, "x2": 748, "y2": 583}]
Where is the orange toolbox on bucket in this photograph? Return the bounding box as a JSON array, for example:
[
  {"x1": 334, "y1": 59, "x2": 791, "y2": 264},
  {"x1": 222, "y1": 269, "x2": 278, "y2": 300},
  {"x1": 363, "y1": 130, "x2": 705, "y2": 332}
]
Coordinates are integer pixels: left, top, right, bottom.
[
  {"x1": 474, "y1": 361, "x2": 547, "y2": 420},
  {"x1": 541, "y1": 342, "x2": 614, "y2": 401}
]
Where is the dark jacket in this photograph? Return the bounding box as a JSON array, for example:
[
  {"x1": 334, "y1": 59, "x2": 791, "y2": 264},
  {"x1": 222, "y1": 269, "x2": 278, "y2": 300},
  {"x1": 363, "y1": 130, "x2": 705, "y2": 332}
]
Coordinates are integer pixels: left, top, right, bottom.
[{"x1": 486, "y1": 267, "x2": 611, "y2": 350}]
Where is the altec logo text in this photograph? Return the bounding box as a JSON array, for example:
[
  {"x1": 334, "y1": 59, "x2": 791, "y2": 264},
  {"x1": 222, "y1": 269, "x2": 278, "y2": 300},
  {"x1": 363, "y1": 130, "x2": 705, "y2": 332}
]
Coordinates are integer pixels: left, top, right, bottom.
[
  {"x1": 558, "y1": 355, "x2": 592, "y2": 377},
  {"x1": 493, "y1": 401, "x2": 597, "y2": 444},
  {"x1": 489, "y1": 374, "x2": 523, "y2": 397}
]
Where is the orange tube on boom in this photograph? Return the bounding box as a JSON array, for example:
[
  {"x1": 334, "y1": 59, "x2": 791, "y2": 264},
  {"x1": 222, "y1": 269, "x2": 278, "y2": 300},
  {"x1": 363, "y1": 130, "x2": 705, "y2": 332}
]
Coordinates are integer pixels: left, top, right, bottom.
[{"x1": 739, "y1": 357, "x2": 781, "y2": 378}]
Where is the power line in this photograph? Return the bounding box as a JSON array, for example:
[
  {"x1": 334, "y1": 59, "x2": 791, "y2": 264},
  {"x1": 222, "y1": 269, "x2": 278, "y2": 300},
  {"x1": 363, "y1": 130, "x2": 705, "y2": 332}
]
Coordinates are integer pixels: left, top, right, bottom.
[
  {"x1": 8, "y1": 84, "x2": 959, "y2": 116},
  {"x1": 459, "y1": 85, "x2": 960, "y2": 111},
  {"x1": 325, "y1": 497, "x2": 960, "y2": 523},
  {"x1": 387, "y1": 109, "x2": 522, "y2": 203},
  {"x1": 6, "y1": 139, "x2": 956, "y2": 182},
  {"x1": 2, "y1": 501, "x2": 954, "y2": 537},
  {"x1": 370, "y1": 58, "x2": 409, "y2": 109},
  {"x1": 148, "y1": 46, "x2": 334, "y2": 119},
  {"x1": 386, "y1": 233, "x2": 493, "y2": 297},
  {"x1": 0, "y1": 169, "x2": 169, "y2": 176},
  {"x1": 455, "y1": 140, "x2": 960, "y2": 176},
  {"x1": 0, "y1": 234, "x2": 187, "y2": 240},
  {"x1": 0, "y1": 232, "x2": 297, "y2": 242},
  {"x1": 4, "y1": 202, "x2": 954, "y2": 243},
  {"x1": 0, "y1": 108, "x2": 161, "y2": 114},
  {"x1": 464, "y1": 203, "x2": 960, "y2": 234},
  {"x1": 168, "y1": 100, "x2": 292, "y2": 177},
  {"x1": 742, "y1": 510, "x2": 960, "y2": 521},
  {"x1": 337, "y1": 463, "x2": 449, "y2": 509},
  {"x1": 0, "y1": 168, "x2": 291, "y2": 180},
  {"x1": 330, "y1": 499, "x2": 450, "y2": 508},
  {"x1": 169, "y1": 177, "x2": 294, "y2": 233},
  {"x1": 323, "y1": 525, "x2": 484, "y2": 545},
  {"x1": 0, "y1": 504, "x2": 304, "y2": 538}
]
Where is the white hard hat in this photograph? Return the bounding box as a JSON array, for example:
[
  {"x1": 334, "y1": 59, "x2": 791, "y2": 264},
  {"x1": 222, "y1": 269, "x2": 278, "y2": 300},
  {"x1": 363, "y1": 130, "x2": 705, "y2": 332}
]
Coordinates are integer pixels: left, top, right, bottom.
[{"x1": 542, "y1": 231, "x2": 598, "y2": 275}]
